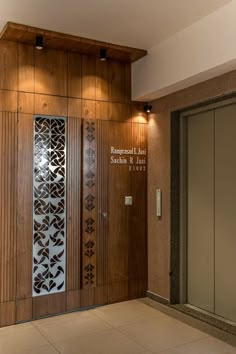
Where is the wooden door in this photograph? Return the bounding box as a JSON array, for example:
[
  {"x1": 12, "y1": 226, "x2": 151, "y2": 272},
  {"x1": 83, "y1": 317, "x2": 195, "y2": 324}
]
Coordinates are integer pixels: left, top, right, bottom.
[{"x1": 0, "y1": 114, "x2": 147, "y2": 327}]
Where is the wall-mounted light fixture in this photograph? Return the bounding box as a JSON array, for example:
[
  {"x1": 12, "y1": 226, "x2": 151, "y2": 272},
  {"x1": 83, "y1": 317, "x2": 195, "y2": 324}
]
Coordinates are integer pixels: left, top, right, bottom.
[
  {"x1": 100, "y1": 48, "x2": 107, "y2": 61},
  {"x1": 36, "y1": 35, "x2": 43, "y2": 50},
  {"x1": 144, "y1": 103, "x2": 152, "y2": 114}
]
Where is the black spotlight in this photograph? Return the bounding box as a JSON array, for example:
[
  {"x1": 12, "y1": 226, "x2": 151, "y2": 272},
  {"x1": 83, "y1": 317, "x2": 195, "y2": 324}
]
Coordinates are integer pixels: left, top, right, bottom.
[
  {"x1": 36, "y1": 35, "x2": 43, "y2": 50},
  {"x1": 144, "y1": 103, "x2": 152, "y2": 113},
  {"x1": 100, "y1": 48, "x2": 107, "y2": 61}
]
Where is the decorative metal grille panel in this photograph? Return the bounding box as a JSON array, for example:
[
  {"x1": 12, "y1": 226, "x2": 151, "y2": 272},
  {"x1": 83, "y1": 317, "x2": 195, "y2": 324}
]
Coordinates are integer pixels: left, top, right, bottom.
[{"x1": 33, "y1": 116, "x2": 66, "y2": 297}]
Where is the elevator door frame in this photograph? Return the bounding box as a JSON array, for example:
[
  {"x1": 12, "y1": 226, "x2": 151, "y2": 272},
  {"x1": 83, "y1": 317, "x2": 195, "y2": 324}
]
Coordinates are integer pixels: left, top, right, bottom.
[{"x1": 171, "y1": 95, "x2": 236, "y2": 306}]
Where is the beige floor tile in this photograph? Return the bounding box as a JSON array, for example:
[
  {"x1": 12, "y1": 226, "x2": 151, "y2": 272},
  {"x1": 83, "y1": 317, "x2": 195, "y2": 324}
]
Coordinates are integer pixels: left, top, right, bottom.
[
  {"x1": 0, "y1": 322, "x2": 49, "y2": 354},
  {"x1": 33, "y1": 310, "x2": 112, "y2": 343},
  {"x1": 118, "y1": 315, "x2": 208, "y2": 352},
  {"x1": 19, "y1": 344, "x2": 59, "y2": 354},
  {"x1": 156, "y1": 336, "x2": 236, "y2": 353},
  {"x1": 54, "y1": 329, "x2": 149, "y2": 354},
  {"x1": 92, "y1": 300, "x2": 164, "y2": 327}
]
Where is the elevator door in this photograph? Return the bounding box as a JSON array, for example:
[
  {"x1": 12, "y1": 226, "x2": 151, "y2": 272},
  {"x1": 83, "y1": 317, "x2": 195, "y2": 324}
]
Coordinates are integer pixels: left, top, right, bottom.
[
  {"x1": 186, "y1": 102, "x2": 236, "y2": 323},
  {"x1": 187, "y1": 110, "x2": 214, "y2": 313},
  {"x1": 215, "y1": 104, "x2": 236, "y2": 323}
]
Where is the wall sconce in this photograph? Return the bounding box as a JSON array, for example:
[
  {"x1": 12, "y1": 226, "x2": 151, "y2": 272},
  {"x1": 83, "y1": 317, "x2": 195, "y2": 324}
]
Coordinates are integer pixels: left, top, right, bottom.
[
  {"x1": 36, "y1": 36, "x2": 43, "y2": 50},
  {"x1": 100, "y1": 48, "x2": 107, "y2": 61},
  {"x1": 144, "y1": 103, "x2": 152, "y2": 114}
]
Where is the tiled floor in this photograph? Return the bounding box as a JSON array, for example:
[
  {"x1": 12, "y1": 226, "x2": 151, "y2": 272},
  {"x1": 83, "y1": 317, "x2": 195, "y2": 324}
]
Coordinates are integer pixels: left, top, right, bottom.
[{"x1": 0, "y1": 299, "x2": 236, "y2": 353}]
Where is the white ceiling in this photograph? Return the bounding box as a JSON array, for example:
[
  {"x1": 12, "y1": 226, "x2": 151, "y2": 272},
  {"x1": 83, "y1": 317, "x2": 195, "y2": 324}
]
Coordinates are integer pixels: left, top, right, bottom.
[{"x1": 0, "y1": 0, "x2": 232, "y2": 50}]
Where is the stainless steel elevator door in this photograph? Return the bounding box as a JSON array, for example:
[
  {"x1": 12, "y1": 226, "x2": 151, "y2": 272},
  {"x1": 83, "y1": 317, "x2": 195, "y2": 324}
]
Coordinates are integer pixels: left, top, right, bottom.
[
  {"x1": 187, "y1": 110, "x2": 215, "y2": 313},
  {"x1": 215, "y1": 103, "x2": 236, "y2": 323}
]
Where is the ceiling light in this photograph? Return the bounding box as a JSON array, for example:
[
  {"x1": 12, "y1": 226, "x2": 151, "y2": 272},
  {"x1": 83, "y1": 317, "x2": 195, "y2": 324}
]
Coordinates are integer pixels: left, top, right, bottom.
[
  {"x1": 100, "y1": 48, "x2": 107, "y2": 61},
  {"x1": 144, "y1": 104, "x2": 152, "y2": 114},
  {"x1": 36, "y1": 36, "x2": 43, "y2": 50}
]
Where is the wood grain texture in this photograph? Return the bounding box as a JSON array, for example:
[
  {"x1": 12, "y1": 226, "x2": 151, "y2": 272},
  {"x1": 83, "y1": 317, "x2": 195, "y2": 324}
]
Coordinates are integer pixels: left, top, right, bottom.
[
  {"x1": 0, "y1": 112, "x2": 17, "y2": 303},
  {"x1": 107, "y1": 121, "x2": 131, "y2": 303},
  {"x1": 82, "y1": 100, "x2": 96, "y2": 119},
  {"x1": 35, "y1": 94, "x2": 68, "y2": 116},
  {"x1": 16, "y1": 298, "x2": 32, "y2": 323},
  {"x1": 18, "y1": 43, "x2": 34, "y2": 92},
  {"x1": 35, "y1": 48, "x2": 67, "y2": 96},
  {"x1": 96, "y1": 59, "x2": 109, "y2": 101},
  {"x1": 108, "y1": 61, "x2": 130, "y2": 103},
  {"x1": 82, "y1": 56, "x2": 96, "y2": 100},
  {"x1": 0, "y1": 90, "x2": 17, "y2": 112},
  {"x1": 68, "y1": 98, "x2": 82, "y2": 119},
  {"x1": 68, "y1": 52, "x2": 82, "y2": 98},
  {"x1": 0, "y1": 302, "x2": 15, "y2": 327},
  {"x1": 17, "y1": 114, "x2": 33, "y2": 299},
  {"x1": 33, "y1": 292, "x2": 67, "y2": 319},
  {"x1": 67, "y1": 118, "x2": 82, "y2": 291},
  {"x1": 129, "y1": 122, "x2": 147, "y2": 299},
  {"x1": 96, "y1": 121, "x2": 109, "y2": 305},
  {"x1": 18, "y1": 92, "x2": 34, "y2": 114},
  {"x1": 1, "y1": 22, "x2": 147, "y2": 63},
  {"x1": 0, "y1": 40, "x2": 17, "y2": 90}
]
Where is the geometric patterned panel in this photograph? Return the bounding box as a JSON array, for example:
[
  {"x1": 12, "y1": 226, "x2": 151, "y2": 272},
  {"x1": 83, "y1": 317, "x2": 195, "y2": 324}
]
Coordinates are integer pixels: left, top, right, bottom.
[
  {"x1": 33, "y1": 116, "x2": 66, "y2": 297},
  {"x1": 82, "y1": 120, "x2": 97, "y2": 288}
]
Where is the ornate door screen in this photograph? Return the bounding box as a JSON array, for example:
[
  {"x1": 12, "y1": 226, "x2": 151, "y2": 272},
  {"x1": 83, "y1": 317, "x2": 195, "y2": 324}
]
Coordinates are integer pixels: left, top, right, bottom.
[{"x1": 33, "y1": 116, "x2": 66, "y2": 297}]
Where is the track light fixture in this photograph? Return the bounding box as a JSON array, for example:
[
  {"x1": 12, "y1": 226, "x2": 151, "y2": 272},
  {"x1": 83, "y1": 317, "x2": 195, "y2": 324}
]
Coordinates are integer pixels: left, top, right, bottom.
[
  {"x1": 100, "y1": 48, "x2": 107, "y2": 61},
  {"x1": 144, "y1": 103, "x2": 152, "y2": 114},
  {"x1": 36, "y1": 35, "x2": 43, "y2": 50}
]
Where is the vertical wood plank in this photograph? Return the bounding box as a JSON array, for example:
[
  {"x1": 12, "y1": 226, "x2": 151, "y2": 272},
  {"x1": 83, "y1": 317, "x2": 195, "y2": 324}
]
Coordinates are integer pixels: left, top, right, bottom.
[
  {"x1": 68, "y1": 52, "x2": 82, "y2": 98},
  {"x1": 0, "y1": 112, "x2": 17, "y2": 303},
  {"x1": 96, "y1": 120, "x2": 109, "y2": 305},
  {"x1": 17, "y1": 114, "x2": 33, "y2": 299},
  {"x1": 67, "y1": 118, "x2": 81, "y2": 291},
  {"x1": 82, "y1": 56, "x2": 96, "y2": 100},
  {"x1": 18, "y1": 43, "x2": 35, "y2": 92},
  {"x1": 35, "y1": 48, "x2": 67, "y2": 96},
  {"x1": 96, "y1": 59, "x2": 109, "y2": 101},
  {"x1": 0, "y1": 40, "x2": 18, "y2": 90}
]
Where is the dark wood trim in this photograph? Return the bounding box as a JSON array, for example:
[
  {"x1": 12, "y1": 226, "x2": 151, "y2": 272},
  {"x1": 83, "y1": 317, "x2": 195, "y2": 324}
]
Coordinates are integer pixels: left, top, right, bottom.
[
  {"x1": 170, "y1": 111, "x2": 180, "y2": 304},
  {"x1": 0, "y1": 22, "x2": 147, "y2": 63}
]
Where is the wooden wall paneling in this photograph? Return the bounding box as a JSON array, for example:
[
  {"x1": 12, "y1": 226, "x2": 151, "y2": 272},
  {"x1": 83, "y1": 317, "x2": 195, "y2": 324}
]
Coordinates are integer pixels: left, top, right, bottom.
[
  {"x1": 0, "y1": 112, "x2": 17, "y2": 304},
  {"x1": 68, "y1": 52, "x2": 82, "y2": 98},
  {"x1": 82, "y1": 55, "x2": 96, "y2": 100},
  {"x1": 96, "y1": 101, "x2": 109, "y2": 120},
  {"x1": 18, "y1": 92, "x2": 35, "y2": 114},
  {"x1": 68, "y1": 98, "x2": 82, "y2": 118},
  {"x1": 95, "y1": 120, "x2": 109, "y2": 305},
  {"x1": 108, "y1": 102, "x2": 132, "y2": 121},
  {"x1": 33, "y1": 292, "x2": 67, "y2": 319},
  {"x1": 18, "y1": 43, "x2": 34, "y2": 92},
  {"x1": 17, "y1": 114, "x2": 33, "y2": 300},
  {"x1": 34, "y1": 94, "x2": 68, "y2": 116},
  {"x1": 35, "y1": 48, "x2": 67, "y2": 96},
  {"x1": 1, "y1": 23, "x2": 147, "y2": 63},
  {"x1": 0, "y1": 40, "x2": 18, "y2": 90},
  {"x1": 0, "y1": 302, "x2": 15, "y2": 327},
  {"x1": 0, "y1": 90, "x2": 17, "y2": 112},
  {"x1": 67, "y1": 118, "x2": 81, "y2": 293},
  {"x1": 107, "y1": 121, "x2": 131, "y2": 303},
  {"x1": 82, "y1": 100, "x2": 96, "y2": 119},
  {"x1": 16, "y1": 298, "x2": 32, "y2": 323},
  {"x1": 131, "y1": 103, "x2": 148, "y2": 124},
  {"x1": 108, "y1": 61, "x2": 130, "y2": 103},
  {"x1": 81, "y1": 119, "x2": 97, "y2": 307},
  {"x1": 96, "y1": 59, "x2": 109, "y2": 101},
  {"x1": 129, "y1": 122, "x2": 147, "y2": 299}
]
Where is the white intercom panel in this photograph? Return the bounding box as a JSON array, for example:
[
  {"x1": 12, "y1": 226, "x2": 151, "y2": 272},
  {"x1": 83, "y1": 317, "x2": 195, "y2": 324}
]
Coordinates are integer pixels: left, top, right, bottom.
[{"x1": 156, "y1": 189, "x2": 162, "y2": 216}]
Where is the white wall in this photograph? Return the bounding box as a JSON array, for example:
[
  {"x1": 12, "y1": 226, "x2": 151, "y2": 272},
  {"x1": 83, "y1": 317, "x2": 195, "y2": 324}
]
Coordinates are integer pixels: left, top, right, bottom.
[{"x1": 132, "y1": 0, "x2": 236, "y2": 101}]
